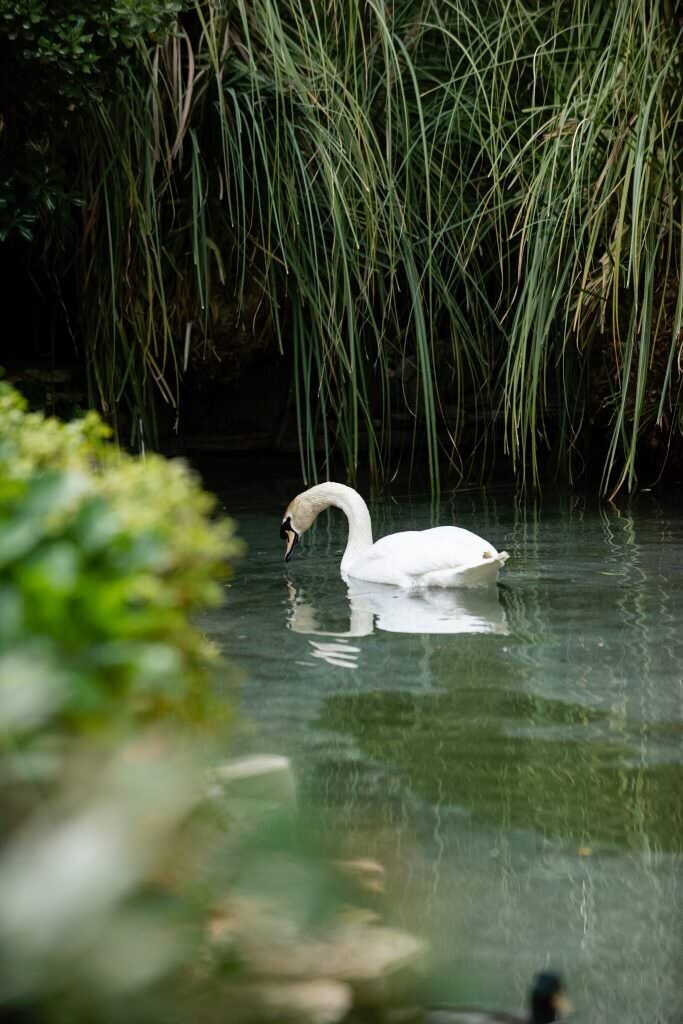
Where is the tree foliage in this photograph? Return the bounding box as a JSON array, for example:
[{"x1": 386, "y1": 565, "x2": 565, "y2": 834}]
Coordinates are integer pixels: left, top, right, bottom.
[{"x1": 0, "y1": 0, "x2": 184, "y2": 238}]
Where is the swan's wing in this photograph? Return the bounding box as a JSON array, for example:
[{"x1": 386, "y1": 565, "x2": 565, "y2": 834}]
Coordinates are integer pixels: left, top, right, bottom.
[{"x1": 368, "y1": 526, "x2": 503, "y2": 576}]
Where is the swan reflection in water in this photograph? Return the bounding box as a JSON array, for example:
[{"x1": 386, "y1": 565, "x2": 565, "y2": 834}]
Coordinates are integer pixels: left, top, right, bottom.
[{"x1": 287, "y1": 579, "x2": 509, "y2": 667}]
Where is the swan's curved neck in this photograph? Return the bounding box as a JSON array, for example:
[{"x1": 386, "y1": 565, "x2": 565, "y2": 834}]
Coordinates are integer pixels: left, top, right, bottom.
[{"x1": 303, "y1": 483, "x2": 373, "y2": 574}]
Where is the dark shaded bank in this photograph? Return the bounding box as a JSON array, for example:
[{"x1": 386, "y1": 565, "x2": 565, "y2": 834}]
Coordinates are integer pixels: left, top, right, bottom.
[{"x1": 3, "y1": 295, "x2": 682, "y2": 492}]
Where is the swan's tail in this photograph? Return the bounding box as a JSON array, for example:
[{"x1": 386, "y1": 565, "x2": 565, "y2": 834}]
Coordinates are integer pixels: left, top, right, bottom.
[{"x1": 421, "y1": 551, "x2": 509, "y2": 589}]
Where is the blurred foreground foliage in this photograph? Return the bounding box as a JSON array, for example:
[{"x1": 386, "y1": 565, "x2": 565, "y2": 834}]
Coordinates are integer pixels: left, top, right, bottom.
[
  {"x1": 0, "y1": 381, "x2": 239, "y2": 1017},
  {"x1": 0, "y1": 384, "x2": 423, "y2": 1023}
]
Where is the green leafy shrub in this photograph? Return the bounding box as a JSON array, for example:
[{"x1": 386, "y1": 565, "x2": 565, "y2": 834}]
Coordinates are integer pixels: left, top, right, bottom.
[
  {"x1": 0, "y1": 378, "x2": 241, "y2": 749},
  {"x1": 0, "y1": 0, "x2": 182, "y2": 99}
]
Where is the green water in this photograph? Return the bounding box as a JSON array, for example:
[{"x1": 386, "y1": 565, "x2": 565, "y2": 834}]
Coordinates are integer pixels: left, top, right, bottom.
[{"x1": 203, "y1": 479, "x2": 683, "y2": 1024}]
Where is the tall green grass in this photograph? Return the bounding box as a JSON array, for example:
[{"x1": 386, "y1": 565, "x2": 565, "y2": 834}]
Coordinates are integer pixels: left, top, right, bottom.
[
  {"x1": 67, "y1": 0, "x2": 682, "y2": 492},
  {"x1": 494, "y1": 1, "x2": 683, "y2": 494}
]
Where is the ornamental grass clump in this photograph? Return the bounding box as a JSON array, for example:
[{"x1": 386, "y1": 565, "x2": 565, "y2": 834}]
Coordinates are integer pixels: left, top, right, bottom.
[
  {"x1": 73, "y1": 1, "x2": 683, "y2": 491},
  {"x1": 3, "y1": 1, "x2": 681, "y2": 492}
]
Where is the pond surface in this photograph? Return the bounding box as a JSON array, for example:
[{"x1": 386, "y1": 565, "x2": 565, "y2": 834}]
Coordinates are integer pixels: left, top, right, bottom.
[{"x1": 201, "y1": 474, "x2": 683, "y2": 1024}]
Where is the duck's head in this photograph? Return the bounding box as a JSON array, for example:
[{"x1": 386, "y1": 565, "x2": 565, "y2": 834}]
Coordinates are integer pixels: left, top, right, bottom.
[
  {"x1": 280, "y1": 492, "x2": 319, "y2": 561},
  {"x1": 530, "y1": 971, "x2": 571, "y2": 1023}
]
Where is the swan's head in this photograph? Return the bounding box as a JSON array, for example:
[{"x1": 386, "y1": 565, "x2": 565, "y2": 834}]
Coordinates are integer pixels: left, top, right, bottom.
[
  {"x1": 280, "y1": 492, "x2": 320, "y2": 561},
  {"x1": 280, "y1": 515, "x2": 299, "y2": 561}
]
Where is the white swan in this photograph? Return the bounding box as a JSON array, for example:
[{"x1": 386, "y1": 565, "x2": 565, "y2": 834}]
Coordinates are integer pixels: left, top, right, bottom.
[{"x1": 280, "y1": 482, "x2": 509, "y2": 589}]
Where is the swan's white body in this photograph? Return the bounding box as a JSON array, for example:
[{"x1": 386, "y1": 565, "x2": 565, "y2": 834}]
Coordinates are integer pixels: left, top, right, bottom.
[{"x1": 281, "y1": 483, "x2": 509, "y2": 589}]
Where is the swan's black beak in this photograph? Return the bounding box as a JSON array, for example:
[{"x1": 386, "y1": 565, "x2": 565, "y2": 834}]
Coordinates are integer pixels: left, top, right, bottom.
[{"x1": 280, "y1": 517, "x2": 299, "y2": 561}]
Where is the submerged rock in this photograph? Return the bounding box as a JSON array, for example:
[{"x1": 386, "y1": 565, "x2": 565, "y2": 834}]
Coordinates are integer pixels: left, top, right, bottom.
[
  {"x1": 207, "y1": 896, "x2": 426, "y2": 1022},
  {"x1": 228, "y1": 978, "x2": 352, "y2": 1024}
]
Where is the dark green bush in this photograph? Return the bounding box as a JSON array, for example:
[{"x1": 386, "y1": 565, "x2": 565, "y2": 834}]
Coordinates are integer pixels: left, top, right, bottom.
[{"x1": 0, "y1": 0, "x2": 184, "y2": 238}]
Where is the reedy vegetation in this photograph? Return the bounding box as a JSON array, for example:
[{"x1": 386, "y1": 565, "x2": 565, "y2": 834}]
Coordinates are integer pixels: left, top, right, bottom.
[{"x1": 8, "y1": 0, "x2": 683, "y2": 492}]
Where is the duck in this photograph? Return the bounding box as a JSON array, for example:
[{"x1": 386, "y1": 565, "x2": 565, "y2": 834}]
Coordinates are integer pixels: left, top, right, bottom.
[
  {"x1": 424, "y1": 970, "x2": 571, "y2": 1024},
  {"x1": 280, "y1": 482, "x2": 509, "y2": 589}
]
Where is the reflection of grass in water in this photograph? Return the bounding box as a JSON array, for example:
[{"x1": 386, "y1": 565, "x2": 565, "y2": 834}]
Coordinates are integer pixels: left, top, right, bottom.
[{"x1": 316, "y1": 688, "x2": 683, "y2": 852}]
